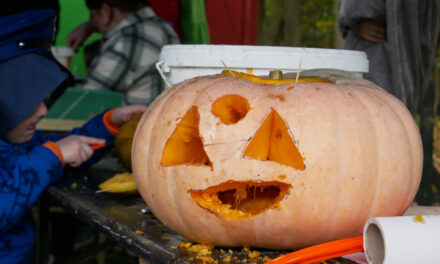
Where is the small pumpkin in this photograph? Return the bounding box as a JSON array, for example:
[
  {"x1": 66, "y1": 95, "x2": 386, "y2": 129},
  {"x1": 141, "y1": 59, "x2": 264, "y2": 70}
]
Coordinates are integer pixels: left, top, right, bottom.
[
  {"x1": 132, "y1": 71, "x2": 422, "y2": 249},
  {"x1": 114, "y1": 113, "x2": 143, "y2": 170}
]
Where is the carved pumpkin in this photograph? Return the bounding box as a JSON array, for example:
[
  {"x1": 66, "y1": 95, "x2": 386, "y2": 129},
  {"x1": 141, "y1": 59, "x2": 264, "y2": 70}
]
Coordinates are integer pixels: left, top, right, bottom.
[{"x1": 132, "y1": 72, "x2": 422, "y2": 249}]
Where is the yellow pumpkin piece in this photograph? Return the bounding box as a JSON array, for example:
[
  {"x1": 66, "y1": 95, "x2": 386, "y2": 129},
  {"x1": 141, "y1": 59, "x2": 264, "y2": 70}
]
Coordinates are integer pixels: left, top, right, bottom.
[
  {"x1": 247, "y1": 250, "x2": 260, "y2": 259},
  {"x1": 222, "y1": 255, "x2": 232, "y2": 262},
  {"x1": 98, "y1": 172, "x2": 138, "y2": 194},
  {"x1": 220, "y1": 70, "x2": 332, "y2": 84},
  {"x1": 115, "y1": 113, "x2": 144, "y2": 171},
  {"x1": 414, "y1": 214, "x2": 425, "y2": 223}
]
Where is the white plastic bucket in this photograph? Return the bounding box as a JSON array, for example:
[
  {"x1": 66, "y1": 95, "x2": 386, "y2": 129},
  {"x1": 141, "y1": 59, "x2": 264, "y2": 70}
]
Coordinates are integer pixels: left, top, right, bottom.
[{"x1": 156, "y1": 44, "x2": 369, "y2": 88}]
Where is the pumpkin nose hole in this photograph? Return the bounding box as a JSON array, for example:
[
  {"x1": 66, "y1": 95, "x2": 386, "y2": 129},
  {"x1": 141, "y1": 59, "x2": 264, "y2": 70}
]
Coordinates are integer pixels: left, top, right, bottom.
[
  {"x1": 243, "y1": 109, "x2": 305, "y2": 170},
  {"x1": 190, "y1": 180, "x2": 291, "y2": 220},
  {"x1": 211, "y1": 94, "x2": 250, "y2": 125}
]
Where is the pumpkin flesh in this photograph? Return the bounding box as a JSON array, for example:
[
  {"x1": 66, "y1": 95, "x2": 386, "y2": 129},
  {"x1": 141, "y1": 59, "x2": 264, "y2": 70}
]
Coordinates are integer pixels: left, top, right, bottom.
[{"x1": 190, "y1": 180, "x2": 291, "y2": 220}]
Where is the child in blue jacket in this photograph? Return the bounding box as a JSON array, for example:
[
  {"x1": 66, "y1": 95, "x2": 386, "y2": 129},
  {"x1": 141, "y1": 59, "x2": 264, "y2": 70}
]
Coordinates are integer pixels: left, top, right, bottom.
[
  {"x1": 0, "y1": 67, "x2": 146, "y2": 263},
  {"x1": 0, "y1": 8, "x2": 147, "y2": 263},
  {"x1": 0, "y1": 101, "x2": 145, "y2": 263},
  {"x1": 0, "y1": 62, "x2": 146, "y2": 263}
]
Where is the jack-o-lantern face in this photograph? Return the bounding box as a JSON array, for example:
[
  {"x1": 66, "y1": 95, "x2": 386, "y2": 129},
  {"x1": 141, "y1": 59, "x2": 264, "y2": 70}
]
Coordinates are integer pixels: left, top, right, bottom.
[
  {"x1": 160, "y1": 95, "x2": 305, "y2": 220},
  {"x1": 132, "y1": 73, "x2": 422, "y2": 249}
]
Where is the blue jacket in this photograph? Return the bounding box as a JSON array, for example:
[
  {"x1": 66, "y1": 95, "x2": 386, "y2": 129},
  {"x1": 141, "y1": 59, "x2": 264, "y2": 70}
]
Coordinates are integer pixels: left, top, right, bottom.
[{"x1": 0, "y1": 111, "x2": 115, "y2": 263}]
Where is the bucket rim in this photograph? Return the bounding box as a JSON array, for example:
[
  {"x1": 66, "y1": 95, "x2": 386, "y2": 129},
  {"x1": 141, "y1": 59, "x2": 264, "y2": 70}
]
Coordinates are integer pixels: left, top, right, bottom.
[{"x1": 159, "y1": 44, "x2": 369, "y2": 73}]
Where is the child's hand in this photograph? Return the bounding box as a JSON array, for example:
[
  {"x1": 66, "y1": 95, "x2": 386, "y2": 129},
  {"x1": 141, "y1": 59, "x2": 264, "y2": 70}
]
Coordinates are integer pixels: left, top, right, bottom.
[
  {"x1": 112, "y1": 105, "x2": 148, "y2": 126},
  {"x1": 56, "y1": 135, "x2": 105, "y2": 167}
]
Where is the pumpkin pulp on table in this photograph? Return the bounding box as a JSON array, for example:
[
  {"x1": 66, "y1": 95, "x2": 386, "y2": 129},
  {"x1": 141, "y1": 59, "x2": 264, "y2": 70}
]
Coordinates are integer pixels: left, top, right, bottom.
[{"x1": 98, "y1": 172, "x2": 138, "y2": 194}]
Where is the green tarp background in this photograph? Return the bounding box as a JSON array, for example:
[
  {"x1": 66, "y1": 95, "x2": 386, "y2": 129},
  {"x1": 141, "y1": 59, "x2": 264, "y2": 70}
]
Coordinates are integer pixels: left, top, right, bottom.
[
  {"x1": 55, "y1": 0, "x2": 102, "y2": 78},
  {"x1": 179, "y1": 0, "x2": 210, "y2": 44}
]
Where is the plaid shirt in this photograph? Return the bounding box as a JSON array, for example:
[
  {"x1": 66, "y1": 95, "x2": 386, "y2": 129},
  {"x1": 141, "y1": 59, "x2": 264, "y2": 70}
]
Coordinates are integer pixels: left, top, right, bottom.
[{"x1": 81, "y1": 7, "x2": 180, "y2": 105}]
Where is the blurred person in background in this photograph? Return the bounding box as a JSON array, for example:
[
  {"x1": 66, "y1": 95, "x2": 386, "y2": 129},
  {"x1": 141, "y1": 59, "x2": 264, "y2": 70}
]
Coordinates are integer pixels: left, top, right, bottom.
[
  {"x1": 339, "y1": 0, "x2": 440, "y2": 114},
  {"x1": 339, "y1": 0, "x2": 440, "y2": 204},
  {"x1": 67, "y1": 0, "x2": 180, "y2": 105}
]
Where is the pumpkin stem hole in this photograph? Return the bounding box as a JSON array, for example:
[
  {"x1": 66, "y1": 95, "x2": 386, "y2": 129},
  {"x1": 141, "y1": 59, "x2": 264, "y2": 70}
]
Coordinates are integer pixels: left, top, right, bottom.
[
  {"x1": 243, "y1": 109, "x2": 305, "y2": 170},
  {"x1": 161, "y1": 106, "x2": 211, "y2": 167},
  {"x1": 190, "y1": 180, "x2": 291, "y2": 220},
  {"x1": 211, "y1": 94, "x2": 250, "y2": 125}
]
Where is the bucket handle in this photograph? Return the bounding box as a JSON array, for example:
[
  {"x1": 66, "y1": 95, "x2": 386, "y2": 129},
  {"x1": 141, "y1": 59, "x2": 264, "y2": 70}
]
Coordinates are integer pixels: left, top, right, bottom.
[{"x1": 155, "y1": 61, "x2": 171, "y2": 88}]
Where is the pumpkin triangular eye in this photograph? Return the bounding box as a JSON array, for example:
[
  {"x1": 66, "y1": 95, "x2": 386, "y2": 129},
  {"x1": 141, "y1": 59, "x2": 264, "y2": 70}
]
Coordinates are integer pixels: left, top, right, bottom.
[
  {"x1": 161, "y1": 106, "x2": 211, "y2": 167},
  {"x1": 243, "y1": 109, "x2": 305, "y2": 170}
]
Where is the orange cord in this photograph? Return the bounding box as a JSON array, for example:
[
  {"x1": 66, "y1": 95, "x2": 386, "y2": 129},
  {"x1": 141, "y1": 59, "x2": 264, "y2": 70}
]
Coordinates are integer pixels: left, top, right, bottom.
[{"x1": 266, "y1": 236, "x2": 363, "y2": 264}]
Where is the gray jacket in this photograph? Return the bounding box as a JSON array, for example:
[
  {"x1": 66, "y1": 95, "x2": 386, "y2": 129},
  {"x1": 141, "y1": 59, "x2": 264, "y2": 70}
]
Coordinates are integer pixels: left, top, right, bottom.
[{"x1": 339, "y1": 0, "x2": 440, "y2": 113}]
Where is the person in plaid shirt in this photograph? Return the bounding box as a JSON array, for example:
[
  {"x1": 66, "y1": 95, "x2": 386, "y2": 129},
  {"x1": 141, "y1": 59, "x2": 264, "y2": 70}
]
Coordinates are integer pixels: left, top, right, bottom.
[{"x1": 68, "y1": 0, "x2": 180, "y2": 105}]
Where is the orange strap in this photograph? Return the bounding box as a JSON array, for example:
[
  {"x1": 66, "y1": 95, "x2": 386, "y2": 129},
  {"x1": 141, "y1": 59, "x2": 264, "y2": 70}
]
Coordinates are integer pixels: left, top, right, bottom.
[
  {"x1": 103, "y1": 109, "x2": 120, "y2": 136},
  {"x1": 43, "y1": 141, "x2": 65, "y2": 166},
  {"x1": 266, "y1": 236, "x2": 363, "y2": 264}
]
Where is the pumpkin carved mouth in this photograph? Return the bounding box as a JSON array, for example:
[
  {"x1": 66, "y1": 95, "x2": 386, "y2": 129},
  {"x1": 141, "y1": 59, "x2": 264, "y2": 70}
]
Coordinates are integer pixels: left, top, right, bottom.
[{"x1": 190, "y1": 180, "x2": 291, "y2": 220}]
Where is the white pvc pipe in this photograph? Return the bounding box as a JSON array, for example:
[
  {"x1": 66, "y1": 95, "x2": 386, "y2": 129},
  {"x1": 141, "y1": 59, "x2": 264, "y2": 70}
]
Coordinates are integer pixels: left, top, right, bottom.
[{"x1": 363, "y1": 215, "x2": 440, "y2": 264}]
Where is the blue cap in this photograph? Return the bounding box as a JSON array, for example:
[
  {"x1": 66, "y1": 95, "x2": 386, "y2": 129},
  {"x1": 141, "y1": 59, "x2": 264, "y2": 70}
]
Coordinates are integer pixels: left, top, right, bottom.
[
  {"x1": 0, "y1": 53, "x2": 71, "y2": 137},
  {"x1": 0, "y1": 8, "x2": 72, "y2": 137},
  {"x1": 0, "y1": 8, "x2": 56, "y2": 62}
]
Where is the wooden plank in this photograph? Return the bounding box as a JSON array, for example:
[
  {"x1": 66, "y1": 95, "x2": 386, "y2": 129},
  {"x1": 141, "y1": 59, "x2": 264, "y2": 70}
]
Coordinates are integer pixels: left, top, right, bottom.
[{"x1": 37, "y1": 118, "x2": 86, "y2": 132}]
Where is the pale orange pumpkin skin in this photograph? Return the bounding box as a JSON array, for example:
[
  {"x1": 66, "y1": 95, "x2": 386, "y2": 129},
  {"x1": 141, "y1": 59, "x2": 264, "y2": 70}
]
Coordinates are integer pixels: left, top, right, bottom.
[{"x1": 132, "y1": 75, "x2": 423, "y2": 249}]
